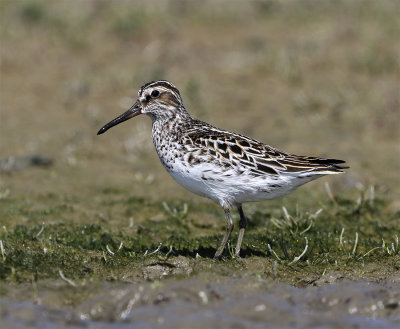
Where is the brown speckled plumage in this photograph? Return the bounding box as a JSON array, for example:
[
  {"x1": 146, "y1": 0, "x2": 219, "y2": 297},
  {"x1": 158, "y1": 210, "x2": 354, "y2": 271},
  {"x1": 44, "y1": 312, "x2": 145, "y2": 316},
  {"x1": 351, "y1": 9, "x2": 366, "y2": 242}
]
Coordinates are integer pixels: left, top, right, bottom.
[{"x1": 98, "y1": 80, "x2": 348, "y2": 259}]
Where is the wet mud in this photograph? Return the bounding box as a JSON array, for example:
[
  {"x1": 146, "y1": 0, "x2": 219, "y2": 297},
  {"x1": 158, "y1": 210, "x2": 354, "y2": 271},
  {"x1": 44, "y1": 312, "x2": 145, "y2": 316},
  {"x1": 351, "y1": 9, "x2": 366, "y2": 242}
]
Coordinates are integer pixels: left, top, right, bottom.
[{"x1": 1, "y1": 273, "x2": 399, "y2": 329}]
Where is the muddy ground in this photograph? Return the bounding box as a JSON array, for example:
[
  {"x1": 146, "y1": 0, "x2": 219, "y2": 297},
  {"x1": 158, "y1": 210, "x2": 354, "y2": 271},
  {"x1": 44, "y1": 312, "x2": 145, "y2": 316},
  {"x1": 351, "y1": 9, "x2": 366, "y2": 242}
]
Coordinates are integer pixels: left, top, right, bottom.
[{"x1": 1, "y1": 1, "x2": 400, "y2": 328}]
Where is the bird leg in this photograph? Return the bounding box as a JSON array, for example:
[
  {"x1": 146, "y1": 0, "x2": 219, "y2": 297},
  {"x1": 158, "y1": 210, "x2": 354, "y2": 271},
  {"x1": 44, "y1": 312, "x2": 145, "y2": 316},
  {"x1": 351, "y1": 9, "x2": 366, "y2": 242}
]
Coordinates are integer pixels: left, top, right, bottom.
[
  {"x1": 214, "y1": 208, "x2": 234, "y2": 259},
  {"x1": 235, "y1": 205, "x2": 247, "y2": 258}
]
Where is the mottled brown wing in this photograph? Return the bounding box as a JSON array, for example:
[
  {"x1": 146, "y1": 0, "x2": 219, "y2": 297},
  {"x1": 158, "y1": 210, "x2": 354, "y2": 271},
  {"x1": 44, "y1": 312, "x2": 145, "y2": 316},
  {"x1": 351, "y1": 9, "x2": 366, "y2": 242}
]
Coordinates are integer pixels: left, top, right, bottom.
[{"x1": 186, "y1": 121, "x2": 348, "y2": 176}]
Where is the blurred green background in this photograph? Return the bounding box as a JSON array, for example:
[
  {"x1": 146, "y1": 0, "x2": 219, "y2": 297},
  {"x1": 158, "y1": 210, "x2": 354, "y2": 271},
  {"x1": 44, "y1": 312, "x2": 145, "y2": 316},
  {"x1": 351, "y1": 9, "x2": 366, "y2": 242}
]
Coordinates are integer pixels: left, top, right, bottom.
[
  {"x1": 1, "y1": 4, "x2": 400, "y2": 325},
  {"x1": 1, "y1": 0, "x2": 399, "y2": 218}
]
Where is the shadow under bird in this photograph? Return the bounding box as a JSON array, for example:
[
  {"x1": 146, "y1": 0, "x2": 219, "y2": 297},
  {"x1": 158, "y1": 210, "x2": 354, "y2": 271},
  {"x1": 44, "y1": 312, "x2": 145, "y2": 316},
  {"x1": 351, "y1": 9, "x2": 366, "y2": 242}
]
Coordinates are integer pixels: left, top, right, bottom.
[{"x1": 97, "y1": 80, "x2": 348, "y2": 259}]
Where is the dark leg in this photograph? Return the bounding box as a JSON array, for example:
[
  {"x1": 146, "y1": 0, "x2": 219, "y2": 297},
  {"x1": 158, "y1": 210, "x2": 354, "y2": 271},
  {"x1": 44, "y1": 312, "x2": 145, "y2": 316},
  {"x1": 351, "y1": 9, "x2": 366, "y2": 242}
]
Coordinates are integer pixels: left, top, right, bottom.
[
  {"x1": 235, "y1": 204, "x2": 247, "y2": 257},
  {"x1": 214, "y1": 208, "x2": 234, "y2": 259}
]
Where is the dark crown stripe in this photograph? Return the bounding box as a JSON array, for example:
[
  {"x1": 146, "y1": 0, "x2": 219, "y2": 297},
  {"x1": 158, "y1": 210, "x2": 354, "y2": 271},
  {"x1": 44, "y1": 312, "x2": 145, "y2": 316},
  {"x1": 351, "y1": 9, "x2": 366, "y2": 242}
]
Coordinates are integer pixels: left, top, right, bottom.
[{"x1": 140, "y1": 80, "x2": 181, "y2": 97}]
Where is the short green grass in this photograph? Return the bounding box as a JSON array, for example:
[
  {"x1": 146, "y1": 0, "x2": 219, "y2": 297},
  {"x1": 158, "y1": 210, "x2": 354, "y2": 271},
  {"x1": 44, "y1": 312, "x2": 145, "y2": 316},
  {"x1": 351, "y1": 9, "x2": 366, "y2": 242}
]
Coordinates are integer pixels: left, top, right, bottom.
[{"x1": 1, "y1": 186, "x2": 398, "y2": 285}]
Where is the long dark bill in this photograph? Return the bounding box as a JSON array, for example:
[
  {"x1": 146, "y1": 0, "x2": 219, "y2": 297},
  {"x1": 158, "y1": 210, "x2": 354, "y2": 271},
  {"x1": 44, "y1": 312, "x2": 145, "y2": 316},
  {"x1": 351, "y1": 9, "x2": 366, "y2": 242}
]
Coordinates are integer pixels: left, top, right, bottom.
[{"x1": 97, "y1": 100, "x2": 141, "y2": 135}]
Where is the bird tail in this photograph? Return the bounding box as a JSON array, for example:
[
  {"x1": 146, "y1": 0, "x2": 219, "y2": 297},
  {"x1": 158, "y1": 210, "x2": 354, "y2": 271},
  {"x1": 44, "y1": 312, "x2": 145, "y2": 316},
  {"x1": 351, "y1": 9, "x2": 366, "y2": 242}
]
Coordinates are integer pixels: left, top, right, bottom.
[{"x1": 301, "y1": 158, "x2": 349, "y2": 176}]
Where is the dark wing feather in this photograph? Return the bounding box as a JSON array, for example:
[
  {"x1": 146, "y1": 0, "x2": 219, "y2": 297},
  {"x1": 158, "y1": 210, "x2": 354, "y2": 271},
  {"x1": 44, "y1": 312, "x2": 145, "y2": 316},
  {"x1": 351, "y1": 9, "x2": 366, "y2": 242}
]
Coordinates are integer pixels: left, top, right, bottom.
[{"x1": 185, "y1": 120, "x2": 348, "y2": 176}]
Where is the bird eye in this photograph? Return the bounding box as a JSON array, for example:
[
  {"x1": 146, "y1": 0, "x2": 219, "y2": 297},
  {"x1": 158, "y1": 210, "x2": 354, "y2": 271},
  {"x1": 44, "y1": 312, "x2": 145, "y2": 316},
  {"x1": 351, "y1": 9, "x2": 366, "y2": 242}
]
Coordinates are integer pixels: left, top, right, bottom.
[{"x1": 151, "y1": 90, "x2": 160, "y2": 98}]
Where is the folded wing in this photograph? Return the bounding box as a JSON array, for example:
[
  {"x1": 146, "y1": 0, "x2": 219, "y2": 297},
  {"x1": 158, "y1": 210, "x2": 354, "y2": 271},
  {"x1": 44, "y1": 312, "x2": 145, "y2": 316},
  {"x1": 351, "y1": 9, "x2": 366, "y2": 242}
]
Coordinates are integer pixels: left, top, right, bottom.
[{"x1": 186, "y1": 121, "x2": 348, "y2": 177}]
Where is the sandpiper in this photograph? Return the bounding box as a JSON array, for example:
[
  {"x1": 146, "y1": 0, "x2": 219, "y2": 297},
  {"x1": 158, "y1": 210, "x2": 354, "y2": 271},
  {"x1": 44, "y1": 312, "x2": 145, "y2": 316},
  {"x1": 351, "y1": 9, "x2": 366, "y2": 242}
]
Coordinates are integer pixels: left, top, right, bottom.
[{"x1": 98, "y1": 80, "x2": 348, "y2": 259}]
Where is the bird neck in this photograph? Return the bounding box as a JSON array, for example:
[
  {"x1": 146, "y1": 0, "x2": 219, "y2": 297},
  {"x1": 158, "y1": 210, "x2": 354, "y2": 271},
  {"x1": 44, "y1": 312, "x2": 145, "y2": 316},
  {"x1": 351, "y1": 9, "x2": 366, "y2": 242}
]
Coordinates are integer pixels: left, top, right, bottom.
[{"x1": 151, "y1": 106, "x2": 191, "y2": 128}]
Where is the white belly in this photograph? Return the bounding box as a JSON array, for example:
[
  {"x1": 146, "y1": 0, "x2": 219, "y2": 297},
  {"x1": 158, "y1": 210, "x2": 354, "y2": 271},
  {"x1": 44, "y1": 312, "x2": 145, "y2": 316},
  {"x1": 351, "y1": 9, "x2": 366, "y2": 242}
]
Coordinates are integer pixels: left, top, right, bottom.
[{"x1": 165, "y1": 160, "x2": 309, "y2": 208}]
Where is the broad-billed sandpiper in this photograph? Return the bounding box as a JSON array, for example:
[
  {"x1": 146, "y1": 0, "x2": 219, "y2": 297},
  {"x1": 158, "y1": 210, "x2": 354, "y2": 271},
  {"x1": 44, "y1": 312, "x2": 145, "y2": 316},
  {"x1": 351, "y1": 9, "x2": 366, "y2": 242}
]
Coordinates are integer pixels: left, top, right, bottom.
[{"x1": 98, "y1": 80, "x2": 348, "y2": 259}]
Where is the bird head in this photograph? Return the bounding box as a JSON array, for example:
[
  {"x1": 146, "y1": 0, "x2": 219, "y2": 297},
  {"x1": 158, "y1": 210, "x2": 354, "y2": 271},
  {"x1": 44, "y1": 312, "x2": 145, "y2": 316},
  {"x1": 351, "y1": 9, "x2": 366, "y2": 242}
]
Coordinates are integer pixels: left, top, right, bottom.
[{"x1": 97, "y1": 80, "x2": 188, "y2": 135}]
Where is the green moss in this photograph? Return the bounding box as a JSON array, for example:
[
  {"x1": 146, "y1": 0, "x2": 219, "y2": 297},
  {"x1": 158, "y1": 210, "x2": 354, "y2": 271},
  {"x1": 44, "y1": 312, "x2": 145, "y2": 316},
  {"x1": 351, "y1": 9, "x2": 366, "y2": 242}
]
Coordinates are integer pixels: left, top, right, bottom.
[{"x1": 0, "y1": 189, "x2": 398, "y2": 284}]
